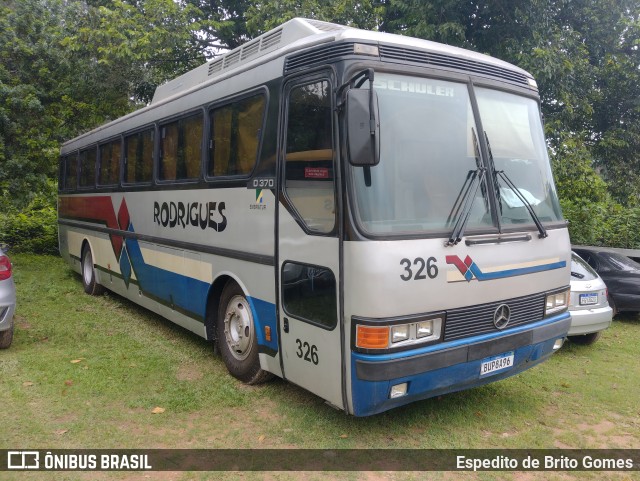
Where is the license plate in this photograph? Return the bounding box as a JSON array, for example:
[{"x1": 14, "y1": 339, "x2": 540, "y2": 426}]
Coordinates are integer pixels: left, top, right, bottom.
[
  {"x1": 579, "y1": 293, "x2": 598, "y2": 305},
  {"x1": 480, "y1": 351, "x2": 514, "y2": 377}
]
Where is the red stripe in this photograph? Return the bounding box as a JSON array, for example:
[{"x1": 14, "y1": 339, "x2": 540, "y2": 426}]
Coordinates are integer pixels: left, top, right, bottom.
[
  {"x1": 59, "y1": 196, "x2": 125, "y2": 258},
  {"x1": 446, "y1": 255, "x2": 469, "y2": 276}
]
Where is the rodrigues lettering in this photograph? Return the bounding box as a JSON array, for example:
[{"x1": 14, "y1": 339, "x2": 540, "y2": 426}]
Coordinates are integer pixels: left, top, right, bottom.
[{"x1": 153, "y1": 201, "x2": 227, "y2": 232}]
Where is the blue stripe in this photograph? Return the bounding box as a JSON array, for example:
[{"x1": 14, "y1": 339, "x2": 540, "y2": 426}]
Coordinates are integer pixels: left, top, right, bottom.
[
  {"x1": 469, "y1": 260, "x2": 566, "y2": 281},
  {"x1": 350, "y1": 336, "x2": 561, "y2": 416},
  {"x1": 247, "y1": 296, "x2": 278, "y2": 352},
  {"x1": 122, "y1": 228, "x2": 279, "y2": 354},
  {"x1": 125, "y1": 233, "x2": 210, "y2": 319}
]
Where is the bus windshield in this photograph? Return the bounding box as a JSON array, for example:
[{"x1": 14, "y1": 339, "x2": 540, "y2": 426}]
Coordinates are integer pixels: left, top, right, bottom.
[{"x1": 349, "y1": 72, "x2": 563, "y2": 236}]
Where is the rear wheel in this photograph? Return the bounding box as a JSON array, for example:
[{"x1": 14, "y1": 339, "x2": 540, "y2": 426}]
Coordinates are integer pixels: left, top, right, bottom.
[
  {"x1": 607, "y1": 294, "x2": 618, "y2": 317},
  {"x1": 0, "y1": 324, "x2": 13, "y2": 349},
  {"x1": 216, "y1": 281, "x2": 272, "y2": 385},
  {"x1": 81, "y1": 246, "x2": 104, "y2": 296},
  {"x1": 568, "y1": 331, "x2": 602, "y2": 345}
]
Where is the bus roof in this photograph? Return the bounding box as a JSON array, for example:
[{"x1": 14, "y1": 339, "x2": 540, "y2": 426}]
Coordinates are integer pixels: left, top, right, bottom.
[
  {"x1": 152, "y1": 17, "x2": 534, "y2": 105},
  {"x1": 62, "y1": 18, "x2": 535, "y2": 150}
]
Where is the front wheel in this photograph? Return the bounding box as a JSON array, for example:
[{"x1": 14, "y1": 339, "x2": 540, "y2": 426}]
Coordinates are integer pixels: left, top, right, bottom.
[
  {"x1": 0, "y1": 325, "x2": 13, "y2": 349},
  {"x1": 81, "y1": 246, "x2": 104, "y2": 296},
  {"x1": 568, "y1": 331, "x2": 602, "y2": 345},
  {"x1": 216, "y1": 281, "x2": 272, "y2": 385}
]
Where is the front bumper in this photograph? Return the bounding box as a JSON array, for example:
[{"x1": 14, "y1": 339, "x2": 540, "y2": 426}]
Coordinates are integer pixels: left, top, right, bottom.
[
  {"x1": 568, "y1": 306, "x2": 612, "y2": 336},
  {"x1": 350, "y1": 312, "x2": 570, "y2": 416}
]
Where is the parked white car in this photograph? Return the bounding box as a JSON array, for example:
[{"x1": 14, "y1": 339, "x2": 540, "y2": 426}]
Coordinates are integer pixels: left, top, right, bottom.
[{"x1": 568, "y1": 252, "x2": 613, "y2": 345}]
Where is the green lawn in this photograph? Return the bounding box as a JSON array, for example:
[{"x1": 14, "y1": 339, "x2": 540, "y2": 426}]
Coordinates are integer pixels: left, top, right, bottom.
[{"x1": 1, "y1": 254, "x2": 639, "y2": 480}]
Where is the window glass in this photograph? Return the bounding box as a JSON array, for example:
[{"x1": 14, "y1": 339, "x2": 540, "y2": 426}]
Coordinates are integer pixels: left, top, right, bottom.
[
  {"x1": 282, "y1": 262, "x2": 337, "y2": 329},
  {"x1": 124, "y1": 128, "x2": 154, "y2": 183},
  {"x1": 603, "y1": 253, "x2": 640, "y2": 272},
  {"x1": 571, "y1": 253, "x2": 598, "y2": 281},
  {"x1": 65, "y1": 154, "x2": 77, "y2": 190},
  {"x1": 349, "y1": 74, "x2": 491, "y2": 235},
  {"x1": 208, "y1": 94, "x2": 265, "y2": 177},
  {"x1": 99, "y1": 139, "x2": 121, "y2": 185},
  {"x1": 160, "y1": 112, "x2": 203, "y2": 181},
  {"x1": 475, "y1": 88, "x2": 563, "y2": 225},
  {"x1": 284, "y1": 80, "x2": 335, "y2": 233},
  {"x1": 78, "y1": 148, "x2": 96, "y2": 187},
  {"x1": 58, "y1": 157, "x2": 66, "y2": 191}
]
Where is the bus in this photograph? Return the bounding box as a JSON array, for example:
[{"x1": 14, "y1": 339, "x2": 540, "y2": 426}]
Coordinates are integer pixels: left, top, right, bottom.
[{"x1": 58, "y1": 18, "x2": 571, "y2": 416}]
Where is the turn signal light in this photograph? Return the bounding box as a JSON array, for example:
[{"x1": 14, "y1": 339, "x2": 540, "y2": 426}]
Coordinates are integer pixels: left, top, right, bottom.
[{"x1": 356, "y1": 325, "x2": 390, "y2": 349}]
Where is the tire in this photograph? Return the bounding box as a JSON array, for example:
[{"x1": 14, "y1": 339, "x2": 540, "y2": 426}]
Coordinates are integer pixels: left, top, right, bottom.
[
  {"x1": 0, "y1": 324, "x2": 13, "y2": 349},
  {"x1": 81, "y1": 246, "x2": 105, "y2": 296},
  {"x1": 568, "y1": 331, "x2": 602, "y2": 346},
  {"x1": 216, "y1": 281, "x2": 272, "y2": 385},
  {"x1": 607, "y1": 294, "x2": 618, "y2": 318}
]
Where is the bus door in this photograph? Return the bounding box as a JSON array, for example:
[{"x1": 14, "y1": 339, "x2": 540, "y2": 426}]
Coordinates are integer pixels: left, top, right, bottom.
[{"x1": 277, "y1": 74, "x2": 344, "y2": 409}]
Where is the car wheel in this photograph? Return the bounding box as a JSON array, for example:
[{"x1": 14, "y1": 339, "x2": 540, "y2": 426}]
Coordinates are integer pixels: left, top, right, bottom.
[
  {"x1": 0, "y1": 324, "x2": 13, "y2": 349},
  {"x1": 607, "y1": 294, "x2": 618, "y2": 317},
  {"x1": 216, "y1": 281, "x2": 272, "y2": 385},
  {"x1": 81, "y1": 246, "x2": 105, "y2": 296},
  {"x1": 568, "y1": 331, "x2": 602, "y2": 346}
]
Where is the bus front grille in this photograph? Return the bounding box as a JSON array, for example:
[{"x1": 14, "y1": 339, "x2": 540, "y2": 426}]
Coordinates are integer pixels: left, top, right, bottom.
[{"x1": 444, "y1": 292, "x2": 546, "y2": 341}]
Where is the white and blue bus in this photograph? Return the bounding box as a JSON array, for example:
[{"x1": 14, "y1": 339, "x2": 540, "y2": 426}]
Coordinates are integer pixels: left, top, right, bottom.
[{"x1": 58, "y1": 19, "x2": 571, "y2": 416}]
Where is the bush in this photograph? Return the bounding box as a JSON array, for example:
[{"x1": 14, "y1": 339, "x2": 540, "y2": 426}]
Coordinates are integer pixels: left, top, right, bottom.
[
  {"x1": 561, "y1": 198, "x2": 640, "y2": 249},
  {"x1": 0, "y1": 192, "x2": 58, "y2": 254}
]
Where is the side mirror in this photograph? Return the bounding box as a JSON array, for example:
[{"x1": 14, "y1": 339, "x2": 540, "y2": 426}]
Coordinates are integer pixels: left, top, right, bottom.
[{"x1": 346, "y1": 88, "x2": 380, "y2": 167}]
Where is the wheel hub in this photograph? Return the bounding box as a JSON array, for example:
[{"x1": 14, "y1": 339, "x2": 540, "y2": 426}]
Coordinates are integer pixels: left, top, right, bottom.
[{"x1": 223, "y1": 295, "x2": 254, "y2": 361}]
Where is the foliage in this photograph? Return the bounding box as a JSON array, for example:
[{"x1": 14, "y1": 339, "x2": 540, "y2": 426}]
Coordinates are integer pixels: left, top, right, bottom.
[
  {"x1": 2, "y1": 0, "x2": 640, "y2": 250},
  {"x1": 0, "y1": 182, "x2": 58, "y2": 254},
  {"x1": 0, "y1": 0, "x2": 212, "y2": 211},
  {"x1": 245, "y1": 0, "x2": 383, "y2": 33}
]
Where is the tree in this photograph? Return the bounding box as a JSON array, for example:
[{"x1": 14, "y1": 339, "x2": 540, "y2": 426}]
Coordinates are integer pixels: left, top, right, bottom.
[{"x1": 0, "y1": 0, "x2": 213, "y2": 209}]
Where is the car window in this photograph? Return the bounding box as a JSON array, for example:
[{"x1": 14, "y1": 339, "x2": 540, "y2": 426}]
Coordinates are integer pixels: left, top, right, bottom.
[
  {"x1": 571, "y1": 253, "x2": 598, "y2": 281},
  {"x1": 575, "y1": 251, "x2": 597, "y2": 270},
  {"x1": 602, "y1": 253, "x2": 640, "y2": 272}
]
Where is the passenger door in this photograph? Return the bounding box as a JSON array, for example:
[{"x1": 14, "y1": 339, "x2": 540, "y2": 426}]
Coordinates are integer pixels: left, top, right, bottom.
[{"x1": 277, "y1": 74, "x2": 344, "y2": 409}]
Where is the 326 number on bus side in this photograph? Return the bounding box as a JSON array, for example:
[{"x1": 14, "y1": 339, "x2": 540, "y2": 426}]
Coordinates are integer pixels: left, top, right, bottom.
[{"x1": 296, "y1": 339, "x2": 319, "y2": 365}]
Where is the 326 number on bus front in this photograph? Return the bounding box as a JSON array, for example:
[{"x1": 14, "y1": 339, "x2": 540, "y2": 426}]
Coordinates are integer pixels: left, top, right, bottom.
[{"x1": 400, "y1": 257, "x2": 438, "y2": 281}]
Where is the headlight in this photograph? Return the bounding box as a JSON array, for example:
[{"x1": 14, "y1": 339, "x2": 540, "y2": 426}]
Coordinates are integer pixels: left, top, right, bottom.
[
  {"x1": 416, "y1": 320, "x2": 434, "y2": 338},
  {"x1": 355, "y1": 314, "x2": 443, "y2": 351},
  {"x1": 545, "y1": 288, "x2": 570, "y2": 316},
  {"x1": 391, "y1": 324, "x2": 410, "y2": 343}
]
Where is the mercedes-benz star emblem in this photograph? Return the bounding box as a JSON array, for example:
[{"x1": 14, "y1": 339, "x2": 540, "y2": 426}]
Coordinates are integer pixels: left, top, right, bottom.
[{"x1": 493, "y1": 304, "x2": 511, "y2": 330}]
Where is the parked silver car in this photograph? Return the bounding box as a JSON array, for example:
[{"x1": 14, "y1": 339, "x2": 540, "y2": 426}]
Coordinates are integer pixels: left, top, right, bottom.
[
  {"x1": 568, "y1": 252, "x2": 613, "y2": 345},
  {"x1": 0, "y1": 247, "x2": 16, "y2": 349}
]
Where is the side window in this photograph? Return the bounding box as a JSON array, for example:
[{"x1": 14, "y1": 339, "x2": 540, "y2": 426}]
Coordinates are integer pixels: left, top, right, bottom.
[
  {"x1": 208, "y1": 94, "x2": 265, "y2": 177},
  {"x1": 284, "y1": 80, "x2": 335, "y2": 234},
  {"x1": 78, "y1": 148, "x2": 96, "y2": 188},
  {"x1": 282, "y1": 262, "x2": 337, "y2": 329},
  {"x1": 58, "y1": 156, "x2": 66, "y2": 191},
  {"x1": 159, "y1": 112, "x2": 203, "y2": 181},
  {"x1": 99, "y1": 139, "x2": 121, "y2": 186},
  {"x1": 65, "y1": 154, "x2": 78, "y2": 190},
  {"x1": 124, "y1": 128, "x2": 154, "y2": 184}
]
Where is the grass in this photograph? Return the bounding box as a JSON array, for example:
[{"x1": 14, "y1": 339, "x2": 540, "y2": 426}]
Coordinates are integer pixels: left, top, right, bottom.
[{"x1": 1, "y1": 253, "x2": 639, "y2": 480}]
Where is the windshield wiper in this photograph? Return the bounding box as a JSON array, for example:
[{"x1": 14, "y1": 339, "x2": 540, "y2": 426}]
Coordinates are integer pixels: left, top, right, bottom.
[
  {"x1": 484, "y1": 132, "x2": 548, "y2": 239},
  {"x1": 446, "y1": 128, "x2": 486, "y2": 246}
]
